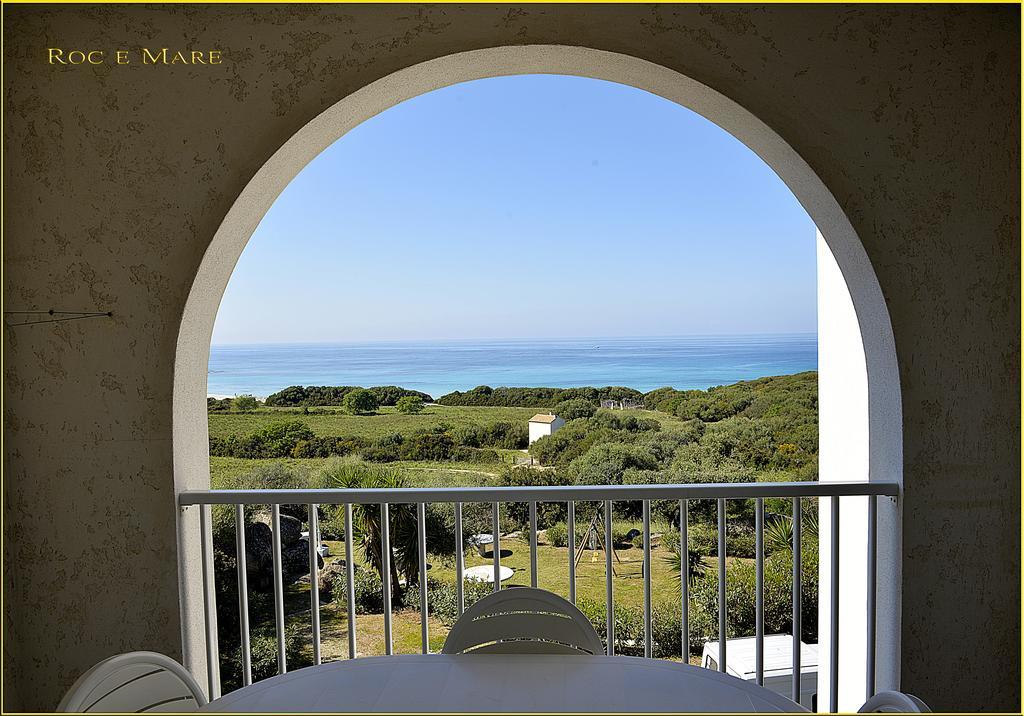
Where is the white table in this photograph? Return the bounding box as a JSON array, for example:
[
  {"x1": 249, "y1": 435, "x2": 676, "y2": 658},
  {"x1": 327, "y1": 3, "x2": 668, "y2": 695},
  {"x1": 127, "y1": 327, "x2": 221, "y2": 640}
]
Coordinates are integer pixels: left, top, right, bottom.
[{"x1": 201, "y1": 654, "x2": 808, "y2": 712}]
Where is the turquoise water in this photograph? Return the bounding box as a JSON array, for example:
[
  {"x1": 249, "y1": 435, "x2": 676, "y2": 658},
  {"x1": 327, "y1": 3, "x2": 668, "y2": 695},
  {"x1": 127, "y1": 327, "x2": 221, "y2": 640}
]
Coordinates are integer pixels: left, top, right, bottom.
[{"x1": 208, "y1": 334, "x2": 816, "y2": 400}]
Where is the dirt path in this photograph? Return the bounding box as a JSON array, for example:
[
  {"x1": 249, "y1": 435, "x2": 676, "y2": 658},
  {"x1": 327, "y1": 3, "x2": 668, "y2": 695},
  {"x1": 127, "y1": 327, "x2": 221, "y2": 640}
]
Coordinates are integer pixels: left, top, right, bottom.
[{"x1": 403, "y1": 467, "x2": 500, "y2": 478}]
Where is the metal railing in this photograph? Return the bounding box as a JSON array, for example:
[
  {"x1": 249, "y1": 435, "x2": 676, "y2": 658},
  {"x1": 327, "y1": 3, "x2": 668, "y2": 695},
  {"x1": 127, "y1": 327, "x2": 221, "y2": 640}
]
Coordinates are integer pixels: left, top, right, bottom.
[{"x1": 180, "y1": 480, "x2": 898, "y2": 710}]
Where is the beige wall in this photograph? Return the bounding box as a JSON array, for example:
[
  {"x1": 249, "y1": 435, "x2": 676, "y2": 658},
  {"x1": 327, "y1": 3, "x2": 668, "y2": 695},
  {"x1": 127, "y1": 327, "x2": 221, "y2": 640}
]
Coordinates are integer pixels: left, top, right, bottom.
[{"x1": 3, "y1": 4, "x2": 1019, "y2": 711}]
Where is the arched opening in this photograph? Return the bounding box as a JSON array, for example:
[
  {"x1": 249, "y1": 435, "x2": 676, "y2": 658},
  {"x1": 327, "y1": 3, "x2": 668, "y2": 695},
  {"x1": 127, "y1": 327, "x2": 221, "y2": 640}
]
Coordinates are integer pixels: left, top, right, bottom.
[{"x1": 174, "y1": 45, "x2": 901, "y2": 707}]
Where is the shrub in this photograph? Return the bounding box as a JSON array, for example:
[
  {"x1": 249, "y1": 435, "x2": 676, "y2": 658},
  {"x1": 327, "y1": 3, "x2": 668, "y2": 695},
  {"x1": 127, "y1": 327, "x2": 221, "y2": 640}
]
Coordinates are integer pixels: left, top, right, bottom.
[
  {"x1": 233, "y1": 394, "x2": 259, "y2": 411},
  {"x1": 331, "y1": 565, "x2": 386, "y2": 614},
  {"x1": 689, "y1": 545, "x2": 819, "y2": 644},
  {"x1": 396, "y1": 396, "x2": 424, "y2": 414},
  {"x1": 209, "y1": 420, "x2": 318, "y2": 459},
  {"x1": 265, "y1": 385, "x2": 432, "y2": 407},
  {"x1": 343, "y1": 388, "x2": 379, "y2": 415},
  {"x1": 220, "y1": 625, "x2": 309, "y2": 692},
  {"x1": 685, "y1": 522, "x2": 755, "y2": 558},
  {"x1": 359, "y1": 444, "x2": 401, "y2": 462},
  {"x1": 545, "y1": 521, "x2": 568, "y2": 547},
  {"x1": 405, "y1": 578, "x2": 493, "y2": 626},
  {"x1": 566, "y1": 443, "x2": 659, "y2": 485},
  {"x1": 451, "y1": 446, "x2": 500, "y2": 463},
  {"x1": 498, "y1": 467, "x2": 571, "y2": 529},
  {"x1": 291, "y1": 435, "x2": 368, "y2": 458},
  {"x1": 399, "y1": 431, "x2": 455, "y2": 461},
  {"x1": 437, "y1": 386, "x2": 641, "y2": 408},
  {"x1": 554, "y1": 398, "x2": 597, "y2": 420}
]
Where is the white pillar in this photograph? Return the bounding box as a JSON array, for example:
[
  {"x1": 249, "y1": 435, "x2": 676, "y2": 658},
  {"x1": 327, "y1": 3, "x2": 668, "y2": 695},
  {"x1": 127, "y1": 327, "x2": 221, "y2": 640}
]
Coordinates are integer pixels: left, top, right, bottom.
[{"x1": 816, "y1": 229, "x2": 870, "y2": 712}]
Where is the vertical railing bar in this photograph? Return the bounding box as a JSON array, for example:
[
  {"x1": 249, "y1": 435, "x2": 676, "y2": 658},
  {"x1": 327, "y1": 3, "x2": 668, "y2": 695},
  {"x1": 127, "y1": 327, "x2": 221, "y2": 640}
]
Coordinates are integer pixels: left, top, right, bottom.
[
  {"x1": 830, "y1": 497, "x2": 840, "y2": 713},
  {"x1": 642, "y1": 499, "x2": 652, "y2": 658},
  {"x1": 680, "y1": 499, "x2": 688, "y2": 663},
  {"x1": 791, "y1": 497, "x2": 801, "y2": 703},
  {"x1": 199, "y1": 505, "x2": 221, "y2": 699},
  {"x1": 529, "y1": 501, "x2": 539, "y2": 588},
  {"x1": 866, "y1": 495, "x2": 877, "y2": 701},
  {"x1": 604, "y1": 500, "x2": 614, "y2": 656},
  {"x1": 717, "y1": 498, "x2": 726, "y2": 673},
  {"x1": 234, "y1": 505, "x2": 251, "y2": 687},
  {"x1": 567, "y1": 501, "x2": 576, "y2": 604},
  {"x1": 343, "y1": 504, "x2": 357, "y2": 659},
  {"x1": 307, "y1": 503, "x2": 321, "y2": 666},
  {"x1": 270, "y1": 504, "x2": 287, "y2": 674},
  {"x1": 455, "y1": 502, "x2": 464, "y2": 616},
  {"x1": 755, "y1": 498, "x2": 764, "y2": 687},
  {"x1": 417, "y1": 502, "x2": 429, "y2": 654},
  {"x1": 492, "y1": 502, "x2": 501, "y2": 592},
  {"x1": 381, "y1": 503, "x2": 393, "y2": 655}
]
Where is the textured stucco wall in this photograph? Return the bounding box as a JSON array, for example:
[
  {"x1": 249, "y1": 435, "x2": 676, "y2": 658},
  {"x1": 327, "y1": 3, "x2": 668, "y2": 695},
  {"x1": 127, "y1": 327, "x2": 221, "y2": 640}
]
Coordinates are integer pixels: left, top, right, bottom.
[{"x1": 3, "y1": 4, "x2": 1019, "y2": 712}]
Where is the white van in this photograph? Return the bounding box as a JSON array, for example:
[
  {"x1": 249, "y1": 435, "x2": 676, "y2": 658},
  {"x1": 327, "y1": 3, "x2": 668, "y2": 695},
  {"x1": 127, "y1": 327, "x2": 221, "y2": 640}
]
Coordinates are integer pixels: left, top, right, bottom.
[{"x1": 701, "y1": 635, "x2": 818, "y2": 709}]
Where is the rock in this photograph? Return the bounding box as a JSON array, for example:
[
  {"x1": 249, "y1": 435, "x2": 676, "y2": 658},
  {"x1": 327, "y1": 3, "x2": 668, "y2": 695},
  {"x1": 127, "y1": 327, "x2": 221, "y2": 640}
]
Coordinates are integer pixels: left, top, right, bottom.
[
  {"x1": 253, "y1": 511, "x2": 302, "y2": 547},
  {"x1": 318, "y1": 561, "x2": 348, "y2": 601},
  {"x1": 242, "y1": 518, "x2": 320, "y2": 590}
]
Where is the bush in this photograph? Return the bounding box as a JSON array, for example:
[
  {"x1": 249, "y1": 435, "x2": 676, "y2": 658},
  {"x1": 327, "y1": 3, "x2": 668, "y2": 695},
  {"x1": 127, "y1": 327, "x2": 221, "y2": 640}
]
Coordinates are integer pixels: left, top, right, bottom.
[
  {"x1": 291, "y1": 435, "x2": 368, "y2": 458},
  {"x1": 405, "y1": 578, "x2": 493, "y2": 626},
  {"x1": 265, "y1": 385, "x2": 432, "y2": 407},
  {"x1": 331, "y1": 565, "x2": 386, "y2": 614},
  {"x1": 396, "y1": 396, "x2": 424, "y2": 414},
  {"x1": 545, "y1": 521, "x2": 568, "y2": 547},
  {"x1": 437, "y1": 386, "x2": 641, "y2": 408},
  {"x1": 689, "y1": 545, "x2": 819, "y2": 644},
  {"x1": 233, "y1": 394, "x2": 259, "y2": 411},
  {"x1": 566, "y1": 443, "x2": 659, "y2": 485},
  {"x1": 399, "y1": 430, "x2": 455, "y2": 461},
  {"x1": 554, "y1": 398, "x2": 597, "y2": 420},
  {"x1": 498, "y1": 467, "x2": 571, "y2": 529},
  {"x1": 220, "y1": 624, "x2": 309, "y2": 692},
  {"x1": 209, "y1": 420, "x2": 316, "y2": 459},
  {"x1": 343, "y1": 388, "x2": 379, "y2": 415}
]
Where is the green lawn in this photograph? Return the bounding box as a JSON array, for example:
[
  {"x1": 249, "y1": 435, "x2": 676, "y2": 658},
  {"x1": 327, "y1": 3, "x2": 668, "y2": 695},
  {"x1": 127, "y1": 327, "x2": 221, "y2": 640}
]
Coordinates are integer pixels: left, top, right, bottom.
[
  {"x1": 208, "y1": 404, "x2": 544, "y2": 441},
  {"x1": 274, "y1": 529, "x2": 735, "y2": 663}
]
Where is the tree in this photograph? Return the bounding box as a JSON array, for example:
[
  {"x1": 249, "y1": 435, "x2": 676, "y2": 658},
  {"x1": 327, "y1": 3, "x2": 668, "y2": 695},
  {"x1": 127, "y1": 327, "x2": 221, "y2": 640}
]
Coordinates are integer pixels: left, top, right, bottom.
[
  {"x1": 317, "y1": 461, "x2": 428, "y2": 605},
  {"x1": 395, "y1": 395, "x2": 424, "y2": 414},
  {"x1": 233, "y1": 394, "x2": 258, "y2": 411},
  {"x1": 554, "y1": 398, "x2": 596, "y2": 420},
  {"x1": 343, "y1": 388, "x2": 379, "y2": 415}
]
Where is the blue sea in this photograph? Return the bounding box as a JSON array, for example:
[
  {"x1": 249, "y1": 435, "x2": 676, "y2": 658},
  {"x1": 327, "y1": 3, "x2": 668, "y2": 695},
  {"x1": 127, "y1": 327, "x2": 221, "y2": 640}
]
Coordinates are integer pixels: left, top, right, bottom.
[{"x1": 208, "y1": 334, "x2": 816, "y2": 400}]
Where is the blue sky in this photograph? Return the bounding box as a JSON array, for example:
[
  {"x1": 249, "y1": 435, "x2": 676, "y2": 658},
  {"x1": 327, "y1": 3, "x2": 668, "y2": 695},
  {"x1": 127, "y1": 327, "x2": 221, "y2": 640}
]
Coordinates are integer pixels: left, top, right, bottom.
[{"x1": 212, "y1": 75, "x2": 816, "y2": 345}]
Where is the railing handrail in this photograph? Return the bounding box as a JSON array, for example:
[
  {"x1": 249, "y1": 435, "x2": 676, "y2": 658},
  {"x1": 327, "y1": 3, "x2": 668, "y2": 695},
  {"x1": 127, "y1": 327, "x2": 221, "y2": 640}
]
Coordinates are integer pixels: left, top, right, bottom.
[{"x1": 178, "y1": 480, "x2": 898, "y2": 506}]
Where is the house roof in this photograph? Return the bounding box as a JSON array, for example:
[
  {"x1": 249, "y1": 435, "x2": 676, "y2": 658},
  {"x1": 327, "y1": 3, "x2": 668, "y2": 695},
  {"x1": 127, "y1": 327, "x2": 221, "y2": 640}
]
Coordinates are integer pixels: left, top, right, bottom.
[{"x1": 529, "y1": 414, "x2": 559, "y2": 424}]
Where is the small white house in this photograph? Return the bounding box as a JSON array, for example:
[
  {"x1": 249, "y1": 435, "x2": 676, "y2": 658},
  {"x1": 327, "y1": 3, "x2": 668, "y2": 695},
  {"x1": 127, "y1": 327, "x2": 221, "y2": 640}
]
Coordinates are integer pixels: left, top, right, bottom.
[
  {"x1": 528, "y1": 413, "x2": 565, "y2": 444},
  {"x1": 701, "y1": 635, "x2": 818, "y2": 709}
]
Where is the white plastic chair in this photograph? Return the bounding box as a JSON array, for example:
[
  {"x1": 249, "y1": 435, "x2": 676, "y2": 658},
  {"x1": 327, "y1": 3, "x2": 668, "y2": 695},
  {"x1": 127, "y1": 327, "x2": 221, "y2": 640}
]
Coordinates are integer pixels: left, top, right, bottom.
[
  {"x1": 57, "y1": 651, "x2": 207, "y2": 712},
  {"x1": 442, "y1": 586, "x2": 603, "y2": 655},
  {"x1": 858, "y1": 691, "x2": 931, "y2": 712}
]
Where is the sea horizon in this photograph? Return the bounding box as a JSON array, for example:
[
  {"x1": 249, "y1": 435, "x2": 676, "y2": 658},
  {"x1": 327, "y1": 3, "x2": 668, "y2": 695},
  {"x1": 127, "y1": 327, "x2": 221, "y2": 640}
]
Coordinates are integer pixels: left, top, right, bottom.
[{"x1": 208, "y1": 333, "x2": 817, "y2": 400}]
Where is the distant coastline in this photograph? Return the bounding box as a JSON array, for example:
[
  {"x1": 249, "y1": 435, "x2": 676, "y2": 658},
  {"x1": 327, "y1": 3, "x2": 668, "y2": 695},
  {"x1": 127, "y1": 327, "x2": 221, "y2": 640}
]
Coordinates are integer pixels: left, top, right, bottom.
[{"x1": 208, "y1": 334, "x2": 817, "y2": 399}]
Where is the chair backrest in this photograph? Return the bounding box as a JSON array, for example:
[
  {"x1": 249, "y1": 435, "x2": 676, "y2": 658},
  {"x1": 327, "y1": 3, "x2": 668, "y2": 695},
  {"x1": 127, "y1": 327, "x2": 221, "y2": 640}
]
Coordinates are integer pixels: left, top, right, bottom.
[
  {"x1": 858, "y1": 691, "x2": 931, "y2": 713},
  {"x1": 442, "y1": 587, "x2": 603, "y2": 655},
  {"x1": 57, "y1": 651, "x2": 208, "y2": 712}
]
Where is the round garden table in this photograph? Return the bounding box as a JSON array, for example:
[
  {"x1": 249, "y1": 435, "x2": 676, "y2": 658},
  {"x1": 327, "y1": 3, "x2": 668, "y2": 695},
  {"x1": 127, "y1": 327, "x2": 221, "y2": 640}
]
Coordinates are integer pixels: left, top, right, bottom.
[{"x1": 200, "y1": 654, "x2": 807, "y2": 712}]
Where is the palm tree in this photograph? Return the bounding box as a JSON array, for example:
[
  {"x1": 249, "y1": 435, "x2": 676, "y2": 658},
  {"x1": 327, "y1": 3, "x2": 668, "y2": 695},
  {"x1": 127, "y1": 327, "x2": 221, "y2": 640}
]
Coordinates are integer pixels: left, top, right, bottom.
[
  {"x1": 664, "y1": 544, "x2": 708, "y2": 586},
  {"x1": 318, "y1": 460, "x2": 419, "y2": 605},
  {"x1": 764, "y1": 511, "x2": 819, "y2": 555}
]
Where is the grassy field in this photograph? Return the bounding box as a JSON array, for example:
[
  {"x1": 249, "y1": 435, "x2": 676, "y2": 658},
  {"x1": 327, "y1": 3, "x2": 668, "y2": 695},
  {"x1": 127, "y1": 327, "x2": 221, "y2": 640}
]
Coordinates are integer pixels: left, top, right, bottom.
[
  {"x1": 210, "y1": 456, "x2": 507, "y2": 488},
  {"x1": 274, "y1": 530, "x2": 727, "y2": 664},
  {"x1": 208, "y1": 405, "x2": 544, "y2": 441}
]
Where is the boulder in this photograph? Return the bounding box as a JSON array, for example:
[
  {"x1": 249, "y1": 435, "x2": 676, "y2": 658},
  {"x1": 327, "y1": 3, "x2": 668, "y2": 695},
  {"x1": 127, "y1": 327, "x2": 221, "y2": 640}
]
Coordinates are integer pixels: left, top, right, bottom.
[
  {"x1": 253, "y1": 511, "x2": 303, "y2": 547},
  {"x1": 242, "y1": 518, "x2": 321, "y2": 590},
  {"x1": 318, "y1": 561, "x2": 348, "y2": 601}
]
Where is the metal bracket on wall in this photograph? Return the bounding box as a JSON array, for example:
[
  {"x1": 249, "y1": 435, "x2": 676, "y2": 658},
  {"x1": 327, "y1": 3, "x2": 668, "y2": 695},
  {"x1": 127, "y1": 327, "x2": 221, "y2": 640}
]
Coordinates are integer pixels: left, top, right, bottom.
[{"x1": 4, "y1": 310, "x2": 113, "y2": 327}]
